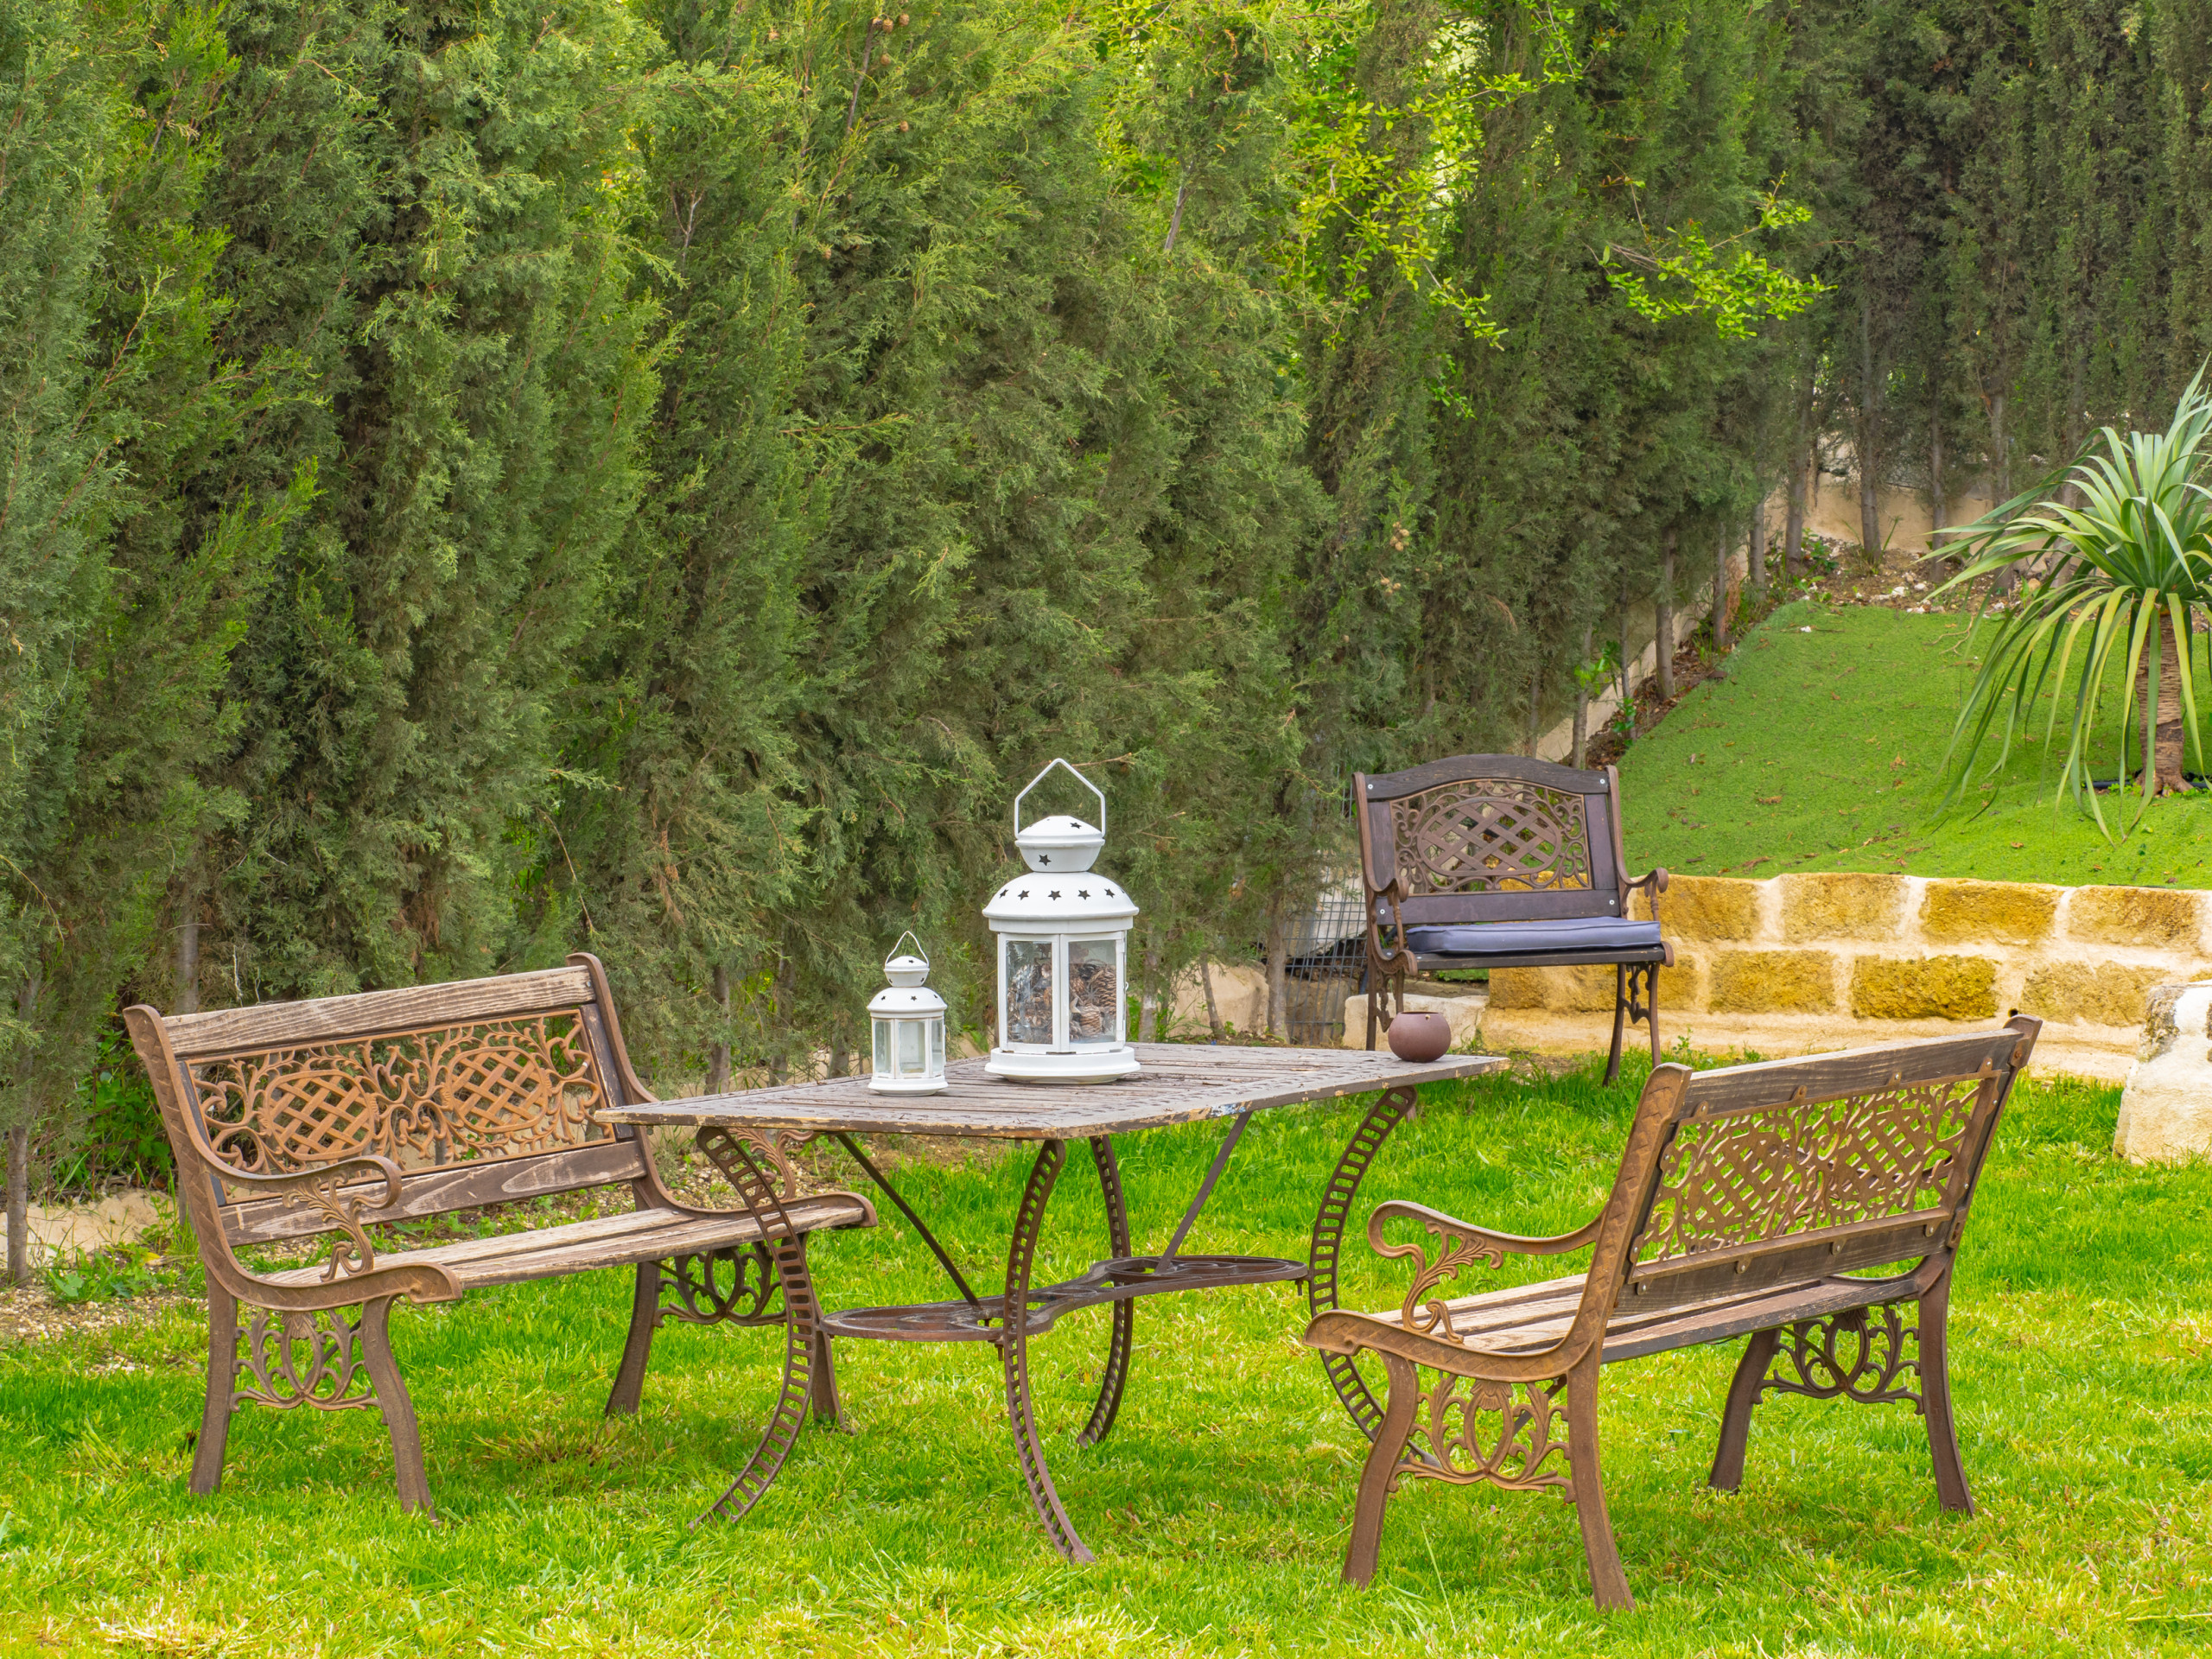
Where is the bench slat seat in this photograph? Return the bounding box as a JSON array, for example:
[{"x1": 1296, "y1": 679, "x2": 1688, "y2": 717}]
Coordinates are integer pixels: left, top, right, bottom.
[
  {"x1": 258, "y1": 1194, "x2": 873, "y2": 1292},
  {"x1": 1355, "y1": 757, "x2": 1671, "y2": 1081},
  {"x1": 1302, "y1": 1019, "x2": 2038, "y2": 1611},
  {"x1": 1325, "y1": 1267, "x2": 1925, "y2": 1366},
  {"x1": 126, "y1": 951, "x2": 874, "y2": 1522}
]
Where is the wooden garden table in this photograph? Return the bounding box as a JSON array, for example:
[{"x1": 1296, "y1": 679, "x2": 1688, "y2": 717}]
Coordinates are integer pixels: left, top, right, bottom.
[{"x1": 601, "y1": 1042, "x2": 1502, "y2": 1560}]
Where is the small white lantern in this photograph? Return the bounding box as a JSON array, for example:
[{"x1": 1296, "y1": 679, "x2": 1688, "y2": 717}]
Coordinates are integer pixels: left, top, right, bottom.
[
  {"x1": 982, "y1": 760, "x2": 1140, "y2": 1084},
  {"x1": 868, "y1": 932, "x2": 949, "y2": 1095}
]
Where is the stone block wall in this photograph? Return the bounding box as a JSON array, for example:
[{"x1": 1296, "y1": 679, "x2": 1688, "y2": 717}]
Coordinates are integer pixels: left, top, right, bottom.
[{"x1": 1479, "y1": 874, "x2": 2212, "y2": 1079}]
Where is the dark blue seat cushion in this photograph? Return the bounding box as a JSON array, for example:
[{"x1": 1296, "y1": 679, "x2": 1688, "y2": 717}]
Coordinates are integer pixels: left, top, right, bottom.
[{"x1": 1404, "y1": 918, "x2": 1662, "y2": 958}]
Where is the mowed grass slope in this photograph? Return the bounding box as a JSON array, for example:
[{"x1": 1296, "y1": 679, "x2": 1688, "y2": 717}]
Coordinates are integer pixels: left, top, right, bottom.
[
  {"x1": 3, "y1": 1058, "x2": 2209, "y2": 1656},
  {"x1": 1618, "y1": 601, "x2": 2212, "y2": 886}
]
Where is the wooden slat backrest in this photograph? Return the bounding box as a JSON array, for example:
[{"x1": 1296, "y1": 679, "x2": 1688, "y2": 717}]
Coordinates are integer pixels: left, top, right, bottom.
[
  {"x1": 1598, "y1": 1022, "x2": 2036, "y2": 1319},
  {"x1": 146, "y1": 964, "x2": 650, "y2": 1246},
  {"x1": 1355, "y1": 756, "x2": 1630, "y2": 926}
]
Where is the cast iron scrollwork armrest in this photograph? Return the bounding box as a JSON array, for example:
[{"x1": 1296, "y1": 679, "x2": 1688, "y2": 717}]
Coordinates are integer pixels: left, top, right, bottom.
[
  {"x1": 196, "y1": 1150, "x2": 404, "y2": 1284},
  {"x1": 1366, "y1": 877, "x2": 1414, "y2": 976},
  {"x1": 1367, "y1": 1200, "x2": 1604, "y2": 1340},
  {"x1": 1624, "y1": 866, "x2": 1669, "y2": 911}
]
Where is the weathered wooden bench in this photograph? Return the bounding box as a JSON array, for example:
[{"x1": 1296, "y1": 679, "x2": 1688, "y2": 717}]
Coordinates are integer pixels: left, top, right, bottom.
[
  {"x1": 1304, "y1": 1018, "x2": 2038, "y2": 1610},
  {"x1": 1357, "y1": 756, "x2": 1670, "y2": 1083},
  {"x1": 124, "y1": 952, "x2": 874, "y2": 1520}
]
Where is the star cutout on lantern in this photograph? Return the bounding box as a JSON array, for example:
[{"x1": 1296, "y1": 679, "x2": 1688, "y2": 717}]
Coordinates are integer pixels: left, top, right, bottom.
[
  {"x1": 1077, "y1": 889, "x2": 1090, "y2": 899},
  {"x1": 1018, "y1": 890, "x2": 1030, "y2": 899},
  {"x1": 1038, "y1": 854, "x2": 1052, "y2": 865},
  {"x1": 1049, "y1": 891, "x2": 1061, "y2": 899}
]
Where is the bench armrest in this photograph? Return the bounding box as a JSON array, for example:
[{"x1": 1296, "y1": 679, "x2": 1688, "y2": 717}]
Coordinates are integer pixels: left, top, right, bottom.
[
  {"x1": 187, "y1": 1147, "x2": 407, "y2": 1284},
  {"x1": 1367, "y1": 1199, "x2": 1603, "y2": 1339},
  {"x1": 1624, "y1": 866, "x2": 1669, "y2": 909},
  {"x1": 1365, "y1": 877, "x2": 1413, "y2": 977}
]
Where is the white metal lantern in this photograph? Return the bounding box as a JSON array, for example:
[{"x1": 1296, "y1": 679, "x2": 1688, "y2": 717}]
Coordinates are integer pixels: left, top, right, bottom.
[
  {"x1": 868, "y1": 932, "x2": 949, "y2": 1095},
  {"x1": 982, "y1": 760, "x2": 1140, "y2": 1084}
]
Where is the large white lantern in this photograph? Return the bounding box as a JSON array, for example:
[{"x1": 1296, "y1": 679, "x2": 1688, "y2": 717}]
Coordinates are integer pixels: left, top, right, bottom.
[
  {"x1": 983, "y1": 760, "x2": 1140, "y2": 1084},
  {"x1": 868, "y1": 932, "x2": 949, "y2": 1095}
]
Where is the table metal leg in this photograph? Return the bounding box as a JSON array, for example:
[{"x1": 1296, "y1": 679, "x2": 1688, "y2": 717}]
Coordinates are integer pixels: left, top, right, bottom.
[
  {"x1": 1077, "y1": 1136, "x2": 1135, "y2": 1447},
  {"x1": 1003, "y1": 1137, "x2": 1093, "y2": 1561},
  {"x1": 692, "y1": 1128, "x2": 825, "y2": 1524},
  {"x1": 1307, "y1": 1084, "x2": 1418, "y2": 1441}
]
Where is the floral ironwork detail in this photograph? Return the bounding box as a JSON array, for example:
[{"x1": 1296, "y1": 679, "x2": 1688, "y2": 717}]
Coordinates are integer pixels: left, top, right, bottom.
[
  {"x1": 1389, "y1": 781, "x2": 1592, "y2": 894},
  {"x1": 290, "y1": 1169, "x2": 381, "y2": 1282},
  {"x1": 1632, "y1": 1066, "x2": 1991, "y2": 1263},
  {"x1": 660, "y1": 1246, "x2": 781, "y2": 1326},
  {"x1": 234, "y1": 1307, "x2": 378, "y2": 1412},
  {"x1": 1397, "y1": 1373, "x2": 1573, "y2": 1494},
  {"x1": 1376, "y1": 1221, "x2": 1505, "y2": 1339},
  {"x1": 189, "y1": 1014, "x2": 608, "y2": 1177},
  {"x1": 1763, "y1": 1304, "x2": 1922, "y2": 1409}
]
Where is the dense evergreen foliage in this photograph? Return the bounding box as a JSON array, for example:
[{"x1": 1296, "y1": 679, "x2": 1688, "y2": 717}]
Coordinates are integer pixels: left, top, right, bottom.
[{"x1": 4, "y1": 0, "x2": 2195, "y2": 1216}]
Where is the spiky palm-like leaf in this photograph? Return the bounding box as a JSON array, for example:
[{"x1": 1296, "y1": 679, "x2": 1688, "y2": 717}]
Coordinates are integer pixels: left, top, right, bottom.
[{"x1": 1931, "y1": 372, "x2": 2212, "y2": 840}]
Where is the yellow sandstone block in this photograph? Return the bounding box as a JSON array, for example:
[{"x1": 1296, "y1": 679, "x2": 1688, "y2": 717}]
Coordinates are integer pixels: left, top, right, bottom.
[
  {"x1": 1708, "y1": 950, "x2": 1838, "y2": 1014},
  {"x1": 1850, "y1": 955, "x2": 1998, "y2": 1021},
  {"x1": 2019, "y1": 961, "x2": 2175, "y2": 1027},
  {"x1": 1645, "y1": 874, "x2": 1759, "y2": 941},
  {"x1": 2067, "y1": 885, "x2": 2206, "y2": 950},
  {"x1": 1918, "y1": 880, "x2": 2059, "y2": 945},
  {"x1": 1781, "y1": 873, "x2": 1909, "y2": 942}
]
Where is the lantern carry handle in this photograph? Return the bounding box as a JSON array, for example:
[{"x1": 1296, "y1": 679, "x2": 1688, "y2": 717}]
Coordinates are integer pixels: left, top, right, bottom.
[
  {"x1": 1013, "y1": 757, "x2": 1106, "y2": 839},
  {"x1": 889, "y1": 930, "x2": 929, "y2": 970}
]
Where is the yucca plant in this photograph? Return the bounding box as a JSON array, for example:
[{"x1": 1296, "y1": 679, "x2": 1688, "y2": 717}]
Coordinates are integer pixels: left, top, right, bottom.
[{"x1": 1932, "y1": 373, "x2": 2212, "y2": 838}]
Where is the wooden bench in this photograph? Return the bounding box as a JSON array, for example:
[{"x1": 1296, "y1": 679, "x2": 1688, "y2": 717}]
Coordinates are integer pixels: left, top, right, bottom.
[
  {"x1": 1356, "y1": 756, "x2": 1670, "y2": 1083},
  {"x1": 1304, "y1": 1018, "x2": 2038, "y2": 1610},
  {"x1": 124, "y1": 952, "x2": 874, "y2": 1520}
]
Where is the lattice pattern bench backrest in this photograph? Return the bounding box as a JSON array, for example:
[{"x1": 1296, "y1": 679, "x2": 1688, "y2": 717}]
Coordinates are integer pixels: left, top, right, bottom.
[
  {"x1": 1593, "y1": 1022, "x2": 2035, "y2": 1319},
  {"x1": 1355, "y1": 756, "x2": 1631, "y2": 926},
  {"x1": 135, "y1": 960, "x2": 651, "y2": 1249}
]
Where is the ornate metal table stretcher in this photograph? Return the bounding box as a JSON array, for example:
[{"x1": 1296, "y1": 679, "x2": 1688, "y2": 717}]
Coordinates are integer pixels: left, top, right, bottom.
[{"x1": 601, "y1": 1041, "x2": 1502, "y2": 1560}]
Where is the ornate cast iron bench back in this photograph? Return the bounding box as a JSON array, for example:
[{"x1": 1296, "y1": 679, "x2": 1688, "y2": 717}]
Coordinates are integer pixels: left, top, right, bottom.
[
  {"x1": 125, "y1": 952, "x2": 873, "y2": 1520},
  {"x1": 1304, "y1": 1017, "x2": 2039, "y2": 1611},
  {"x1": 1354, "y1": 756, "x2": 1670, "y2": 1082}
]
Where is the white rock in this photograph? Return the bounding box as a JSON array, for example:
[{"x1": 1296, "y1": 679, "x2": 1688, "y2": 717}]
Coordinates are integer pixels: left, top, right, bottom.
[
  {"x1": 1341, "y1": 991, "x2": 1486, "y2": 1052},
  {"x1": 2115, "y1": 981, "x2": 2212, "y2": 1162}
]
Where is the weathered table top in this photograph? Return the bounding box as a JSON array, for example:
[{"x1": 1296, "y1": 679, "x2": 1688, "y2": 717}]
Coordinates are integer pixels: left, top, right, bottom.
[{"x1": 598, "y1": 1043, "x2": 1504, "y2": 1140}]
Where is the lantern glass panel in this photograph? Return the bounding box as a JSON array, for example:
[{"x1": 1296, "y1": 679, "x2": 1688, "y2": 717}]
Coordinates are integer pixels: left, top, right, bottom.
[
  {"x1": 872, "y1": 1019, "x2": 890, "y2": 1076},
  {"x1": 930, "y1": 1020, "x2": 944, "y2": 1071},
  {"x1": 1004, "y1": 938, "x2": 1053, "y2": 1044},
  {"x1": 1068, "y1": 938, "x2": 1121, "y2": 1046},
  {"x1": 898, "y1": 1020, "x2": 926, "y2": 1076}
]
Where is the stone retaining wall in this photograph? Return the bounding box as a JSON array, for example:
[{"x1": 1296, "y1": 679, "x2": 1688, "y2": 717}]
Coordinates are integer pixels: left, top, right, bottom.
[{"x1": 1478, "y1": 873, "x2": 2209, "y2": 1080}]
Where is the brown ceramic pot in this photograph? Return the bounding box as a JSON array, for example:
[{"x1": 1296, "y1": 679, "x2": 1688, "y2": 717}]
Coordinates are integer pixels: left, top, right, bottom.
[{"x1": 1386, "y1": 1009, "x2": 1452, "y2": 1063}]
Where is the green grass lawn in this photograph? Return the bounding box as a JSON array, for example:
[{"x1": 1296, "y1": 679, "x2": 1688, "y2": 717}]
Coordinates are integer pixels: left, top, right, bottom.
[
  {"x1": 1619, "y1": 601, "x2": 2212, "y2": 886},
  {"x1": 4, "y1": 1056, "x2": 2209, "y2": 1656}
]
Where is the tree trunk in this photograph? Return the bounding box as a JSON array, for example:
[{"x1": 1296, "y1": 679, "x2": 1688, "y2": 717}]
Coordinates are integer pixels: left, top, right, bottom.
[
  {"x1": 1572, "y1": 622, "x2": 1592, "y2": 767},
  {"x1": 1264, "y1": 899, "x2": 1289, "y2": 1041},
  {"x1": 1748, "y1": 504, "x2": 1767, "y2": 600},
  {"x1": 2138, "y1": 608, "x2": 2190, "y2": 796},
  {"x1": 1137, "y1": 940, "x2": 1161, "y2": 1041},
  {"x1": 5, "y1": 1123, "x2": 25, "y2": 1287},
  {"x1": 1525, "y1": 654, "x2": 1542, "y2": 755},
  {"x1": 1991, "y1": 391, "x2": 2009, "y2": 503},
  {"x1": 1857, "y1": 287, "x2": 1882, "y2": 558},
  {"x1": 1929, "y1": 404, "x2": 1947, "y2": 550},
  {"x1": 175, "y1": 915, "x2": 200, "y2": 1015},
  {"x1": 1200, "y1": 956, "x2": 1222, "y2": 1041},
  {"x1": 708, "y1": 963, "x2": 732, "y2": 1093},
  {"x1": 1713, "y1": 523, "x2": 1731, "y2": 650},
  {"x1": 1617, "y1": 572, "x2": 1632, "y2": 708},
  {"x1": 1656, "y1": 529, "x2": 1675, "y2": 702},
  {"x1": 1784, "y1": 448, "x2": 1808, "y2": 577},
  {"x1": 8, "y1": 974, "x2": 36, "y2": 1286}
]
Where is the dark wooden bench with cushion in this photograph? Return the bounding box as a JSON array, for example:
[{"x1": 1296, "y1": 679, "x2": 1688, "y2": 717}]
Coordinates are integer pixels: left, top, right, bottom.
[
  {"x1": 124, "y1": 952, "x2": 874, "y2": 1520},
  {"x1": 1357, "y1": 756, "x2": 1670, "y2": 1082},
  {"x1": 1304, "y1": 1018, "x2": 2038, "y2": 1609}
]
